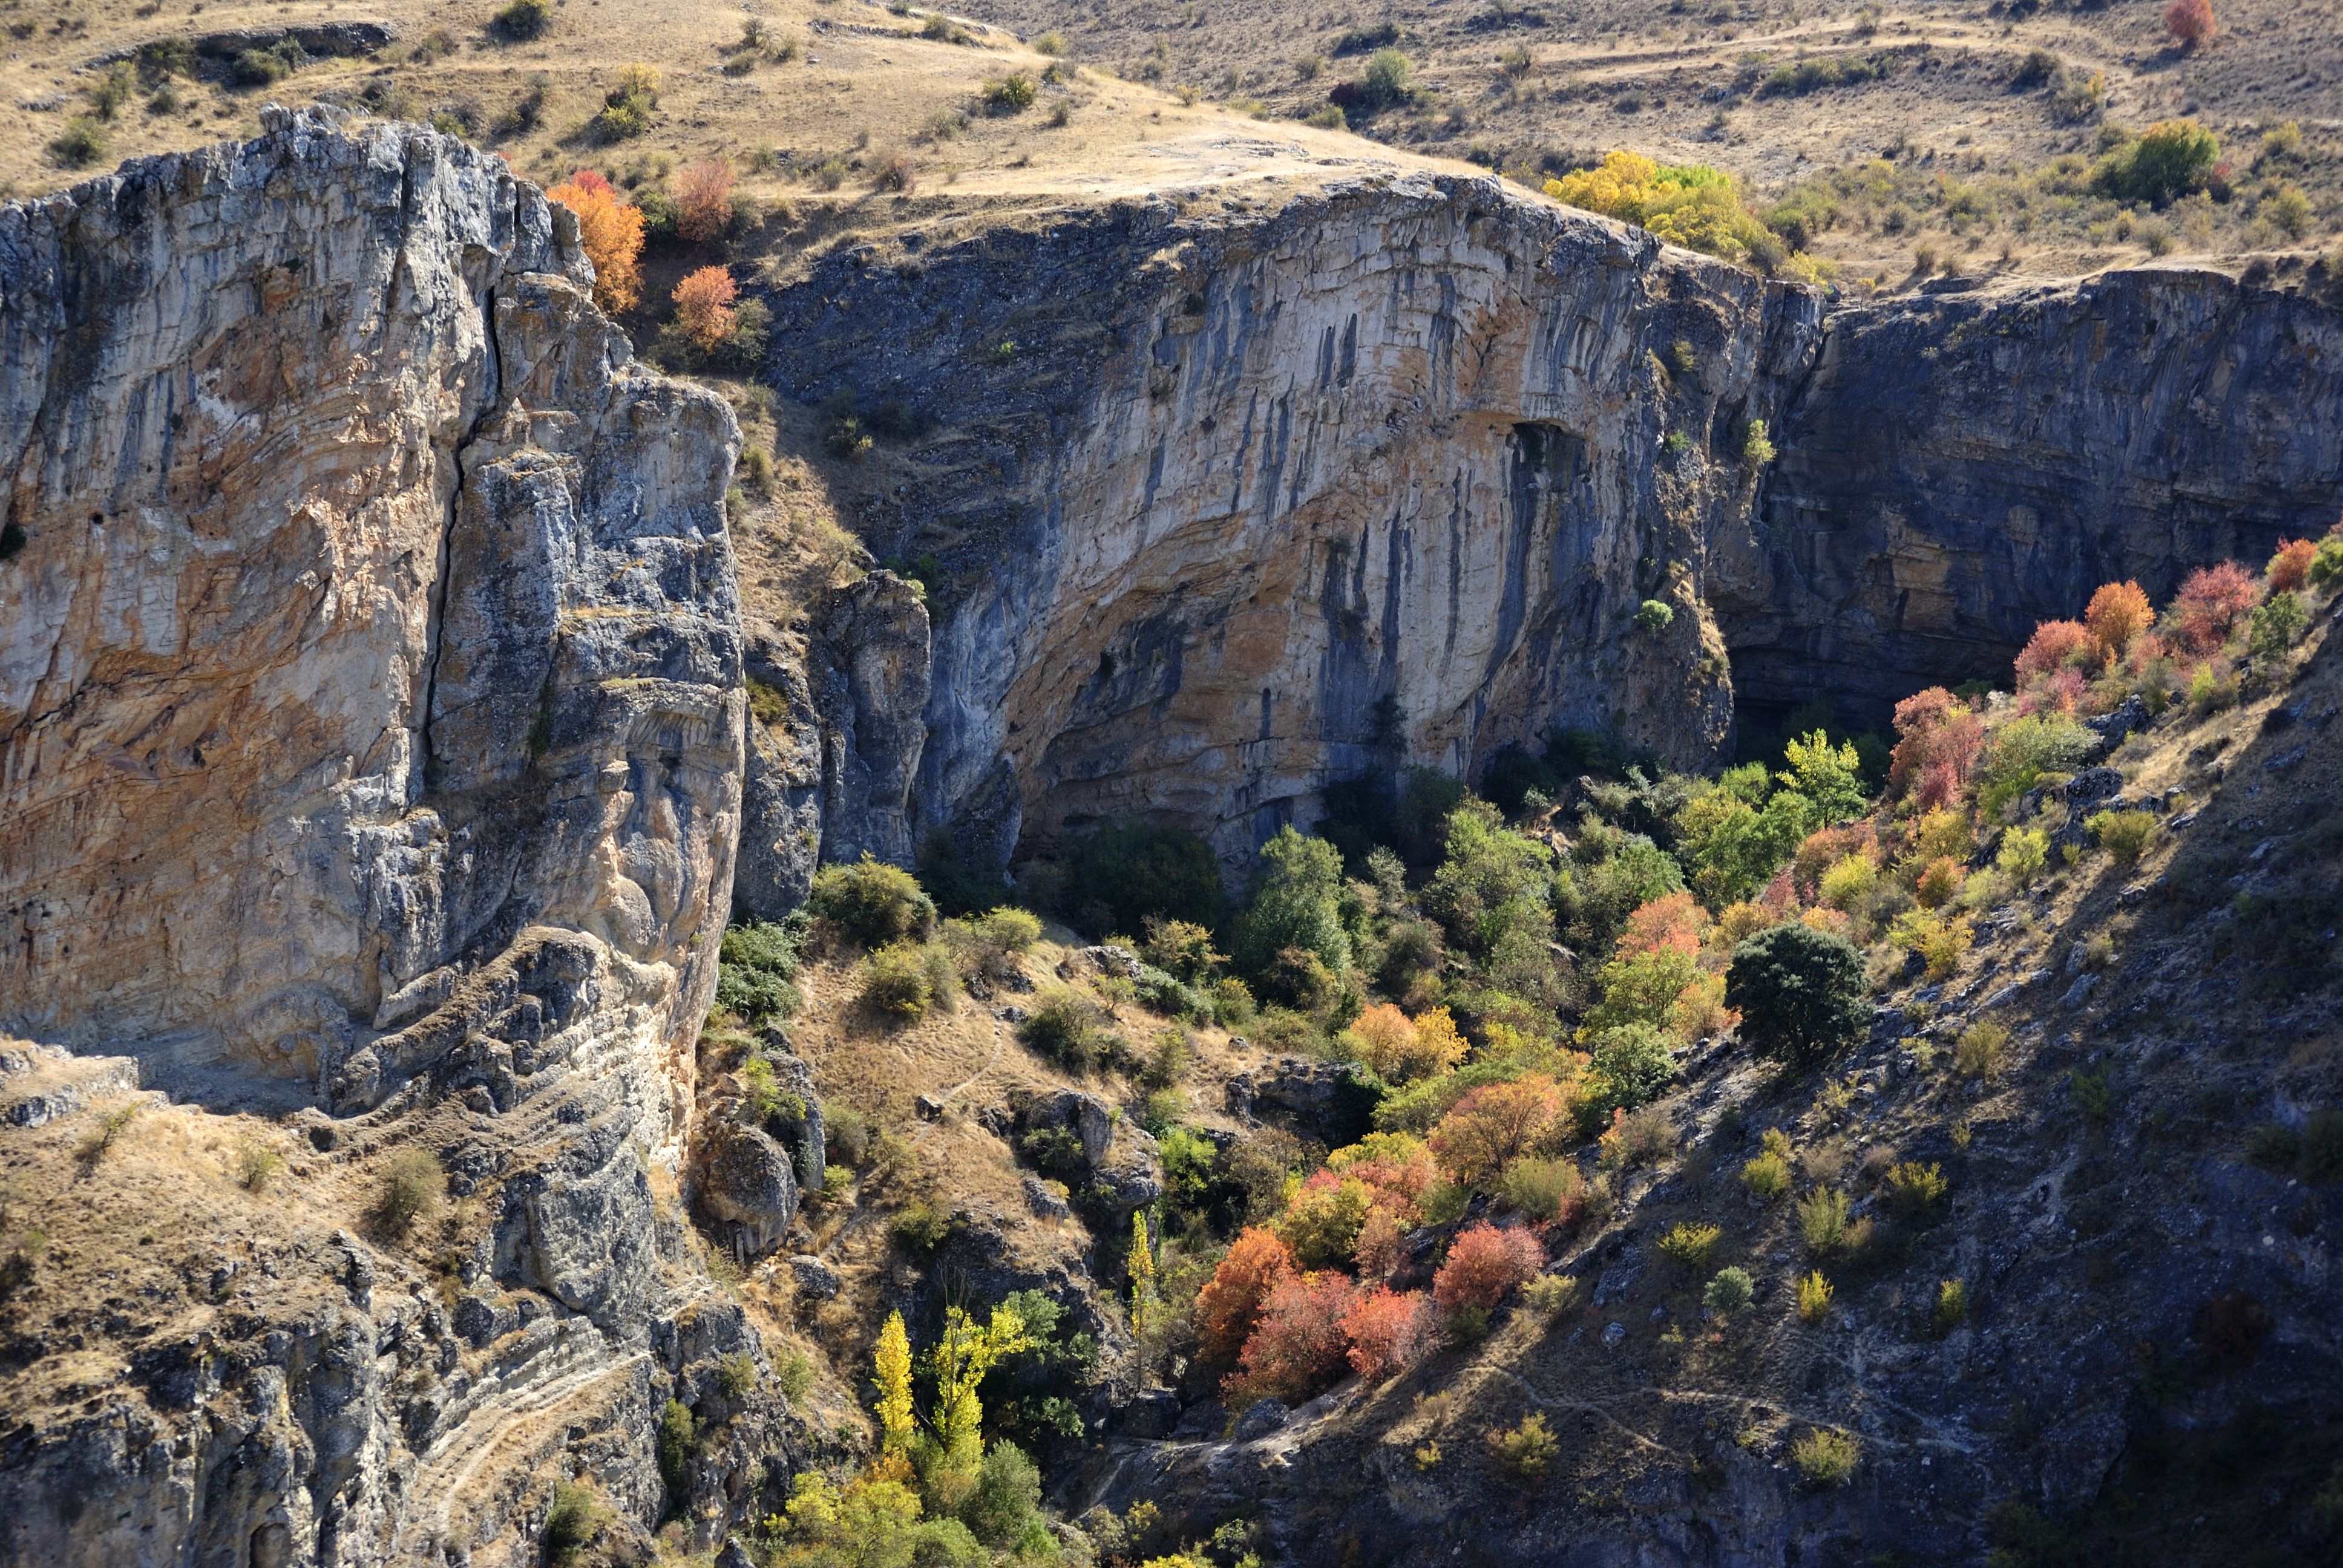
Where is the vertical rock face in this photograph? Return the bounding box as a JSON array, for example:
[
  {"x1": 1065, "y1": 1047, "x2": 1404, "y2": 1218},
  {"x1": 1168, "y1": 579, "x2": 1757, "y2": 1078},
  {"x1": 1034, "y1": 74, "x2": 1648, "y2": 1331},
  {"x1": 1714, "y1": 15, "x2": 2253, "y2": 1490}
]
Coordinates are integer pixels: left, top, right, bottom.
[
  {"x1": 759, "y1": 175, "x2": 1825, "y2": 869},
  {"x1": 1722, "y1": 269, "x2": 2343, "y2": 725},
  {"x1": 0, "y1": 109, "x2": 756, "y2": 1567},
  {"x1": 0, "y1": 106, "x2": 743, "y2": 1132}
]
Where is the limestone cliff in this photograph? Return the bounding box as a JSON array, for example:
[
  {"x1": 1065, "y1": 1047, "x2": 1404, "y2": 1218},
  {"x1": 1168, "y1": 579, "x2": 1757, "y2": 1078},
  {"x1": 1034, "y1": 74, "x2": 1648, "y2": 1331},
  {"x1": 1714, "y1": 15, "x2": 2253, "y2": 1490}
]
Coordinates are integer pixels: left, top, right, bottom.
[
  {"x1": 0, "y1": 109, "x2": 767, "y2": 1567},
  {"x1": 1722, "y1": 267, "x2": 2343, "y2": 726},
  {"x1": 753, "y1": 176, "x2": 1826, "y2": 875}
]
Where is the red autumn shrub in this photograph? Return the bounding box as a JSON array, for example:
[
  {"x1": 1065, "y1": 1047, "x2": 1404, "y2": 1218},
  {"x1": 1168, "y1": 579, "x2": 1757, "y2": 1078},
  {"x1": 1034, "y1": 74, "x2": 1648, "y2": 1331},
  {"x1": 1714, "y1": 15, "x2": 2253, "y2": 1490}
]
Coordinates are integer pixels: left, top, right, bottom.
[
  {"x1": 1326, "y1": 1131, "x2": 1439, "y2": 1223},
  {"x1": 1342, "y1": 1287, "x2": 1438, "y2": 1380},
  {"x1": 2164, "y1": 0, "x2": 2215, "y2": 49},
  {"x1": 1227, "y1": 1269, "x2": 1358, "y2": 1404},
  {"x1": 1889, "y1": 688, "x2": 1986, "y2": 806},
  {"x1": 2014, "y1": 619, "x2": 2092, "y2": 684},
  {"x1": 1432, "y1": 1223, "x2": 1544, "y2": 1318},
  {"x1": 672, "y1": 265, "x2": 738, "y2": 351},
  {"x1": 2171, "y1": 561, "x2": 2261, "y2": 655},
  {"x1": 2268, "y1": 538, "x2": 2317, "y2": 594},
  {"x1": 674, "y1": 156, "x2": 736, "y2": 243},
  {"x1": 1195, "y1": 1226, "x2": 1294, "y2": 1368},
  {"x1": 1430, "y1": 1077, "x2": 1566, "y2": 1190},
  {"x1": 1618, "y1": 891, "x2": 1707, "y2": 958},
  {"x1": 2014, "y1": 664, "x2": 2088, "y2": 717},
  {"x1": 2084, "y1": 581, "x2": 2154, "y2": 662}
]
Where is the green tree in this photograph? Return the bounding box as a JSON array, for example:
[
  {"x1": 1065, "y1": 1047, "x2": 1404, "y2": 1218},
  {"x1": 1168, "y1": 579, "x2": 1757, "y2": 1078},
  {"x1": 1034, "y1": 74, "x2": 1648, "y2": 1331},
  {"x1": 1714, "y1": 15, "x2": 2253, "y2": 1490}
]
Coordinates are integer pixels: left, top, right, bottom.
[
  {"x1": 1581, "y1": 1021, "x2": 1678, "y2": 1123},
  {"x1": 811, "y1": 855, "x2": 936, "y2": 949},
  {"x1": 2106, "y1": 119, "x2": 2219, "y2": 206},
  {"x1": 1063, "y1": 822, "x2": 1225, "y2": 936},
  {"x1": 928, "y1": 1302, "x2": 1031, "y2": 1454},
  {"x1": 1777, "y1": 730, "x2": 1868, "y2": 826},
  {"x1": 1232, "y1": 827, "x2": 1351, "y2": 980},
  {"x1": 1724, "y1": 923, "x2": 1869, "y2": 1070},
  {"x1": 1421, "y1": 799, "x2": 1556, "y2": 961}
]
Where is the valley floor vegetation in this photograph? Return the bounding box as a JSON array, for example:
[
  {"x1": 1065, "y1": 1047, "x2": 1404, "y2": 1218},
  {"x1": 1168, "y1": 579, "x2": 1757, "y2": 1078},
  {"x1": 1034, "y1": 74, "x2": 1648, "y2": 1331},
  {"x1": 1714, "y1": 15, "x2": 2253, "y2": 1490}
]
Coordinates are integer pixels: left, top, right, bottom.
[{"x1": 692, "y1": 522, "x2": 2343, "y2": 1565}]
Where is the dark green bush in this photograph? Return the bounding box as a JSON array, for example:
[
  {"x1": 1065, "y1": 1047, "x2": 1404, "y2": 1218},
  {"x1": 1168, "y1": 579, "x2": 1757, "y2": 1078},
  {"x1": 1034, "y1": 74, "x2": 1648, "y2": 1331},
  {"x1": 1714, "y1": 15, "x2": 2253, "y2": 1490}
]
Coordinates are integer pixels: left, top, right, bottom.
[
  {"x1": 810, "y1": 855, "x2": 936, "y2": 948},
  {"x1": 543, "y1": 1480, "x2": 611, "y2": 1564},
  {"x1": 1725, "y1": 922, "x2": 1869, "y2": 1070},
  {"x1": 493, "y1": 0, "x2": 553, "y2": 40},
  {"x1": 1020, "y1": 988, "x2": 1103, "y2": 1072},
  {"x1": 655, "y1": 1399, "x2": 696, "y2": 1499}
]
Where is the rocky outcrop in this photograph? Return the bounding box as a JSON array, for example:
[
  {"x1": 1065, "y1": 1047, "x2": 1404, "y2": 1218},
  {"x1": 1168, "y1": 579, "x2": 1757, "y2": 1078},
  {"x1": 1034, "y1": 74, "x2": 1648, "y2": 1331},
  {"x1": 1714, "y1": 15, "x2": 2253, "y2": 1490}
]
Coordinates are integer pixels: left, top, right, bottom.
[
  {"x1": 735, "y1": 572, "x2": 929, "y2": 917},
  {"x1": 761, "y1": 175, "x2": 1826, "y2": 871},
  {"x1": 0, "y1": 109, "x2": 756, "y2": 1566},
  {"x1": 1722, "y1": 267, "x2": 2343, "y2": 727}
]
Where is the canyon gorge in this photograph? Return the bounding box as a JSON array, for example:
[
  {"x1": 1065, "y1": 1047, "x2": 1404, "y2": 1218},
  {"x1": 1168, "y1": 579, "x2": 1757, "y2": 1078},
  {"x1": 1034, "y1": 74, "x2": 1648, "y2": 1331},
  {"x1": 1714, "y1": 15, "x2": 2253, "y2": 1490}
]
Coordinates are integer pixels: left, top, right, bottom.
[{"x1": 2, "y1": 107, "x2": 2339, "y2": 1567}]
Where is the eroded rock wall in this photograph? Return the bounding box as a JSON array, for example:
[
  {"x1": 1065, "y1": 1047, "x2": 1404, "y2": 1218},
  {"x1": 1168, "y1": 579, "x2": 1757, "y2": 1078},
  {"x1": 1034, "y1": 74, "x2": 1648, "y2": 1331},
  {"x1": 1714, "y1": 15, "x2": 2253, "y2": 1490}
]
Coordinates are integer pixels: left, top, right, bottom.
[
  {"x1": 0, "y1": 105, "x2": 742, "y2": 1131},
  {"x1": 1722, "y1": 268, "x2": 2343, "y2": 727},
  {"x1": 759, "y1": 175, "x2": 1826, "y2": 870},
  {"x1": 0, "y1": 109, "x2": 760, "y2": 1567}
]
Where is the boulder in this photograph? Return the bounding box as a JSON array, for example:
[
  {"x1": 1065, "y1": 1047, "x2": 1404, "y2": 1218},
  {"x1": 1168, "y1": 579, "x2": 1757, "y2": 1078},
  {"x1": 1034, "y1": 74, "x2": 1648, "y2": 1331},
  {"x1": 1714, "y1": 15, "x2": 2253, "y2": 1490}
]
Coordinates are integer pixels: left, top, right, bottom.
[{"x1": 700, "y1": 1124, "x2": 799, "y2": 1258}]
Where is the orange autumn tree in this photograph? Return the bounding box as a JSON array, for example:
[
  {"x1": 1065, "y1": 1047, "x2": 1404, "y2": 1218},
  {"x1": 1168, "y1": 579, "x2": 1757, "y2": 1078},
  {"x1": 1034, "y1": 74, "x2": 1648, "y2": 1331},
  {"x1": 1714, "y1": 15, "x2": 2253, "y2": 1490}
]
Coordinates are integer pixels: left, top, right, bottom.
[
  {"x1": 547, "y1": 169, "x2": 644, "y2": 313},
  {"x1": 2084, "y1": 581, "x2": 2154, "y2": 664},
  {"x1": 1194, "y1": 1226, "x2": 1294, "y2": 1368},
  {"x1": 672, "y1": 265, "x2": 739, "y2": 351}
]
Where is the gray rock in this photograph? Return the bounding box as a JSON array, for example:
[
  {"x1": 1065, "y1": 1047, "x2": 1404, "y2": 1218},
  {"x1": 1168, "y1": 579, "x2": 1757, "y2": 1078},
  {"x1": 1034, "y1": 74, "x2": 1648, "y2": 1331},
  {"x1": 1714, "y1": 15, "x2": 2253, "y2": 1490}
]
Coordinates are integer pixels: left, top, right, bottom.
[
  {"x1": 1115, "y1": 1388, "x2": 1183, "y2": 1439},
  {"x1": 788, "y1": 1255, "x2": 842, "y2": 1300},
  {"x1": 716, "y1": 1541, "x2": 758, "y2": 1568},
  {"x1": 700, "y1": 1124, "x2": 801, "y2": 1258},
  {"x1": 1233, "y1": 1399, "x2": 1291, "y2": 1441},
  {"x1": 1602, "y1": 1322, "x2": 1628, "y2": 1350}
]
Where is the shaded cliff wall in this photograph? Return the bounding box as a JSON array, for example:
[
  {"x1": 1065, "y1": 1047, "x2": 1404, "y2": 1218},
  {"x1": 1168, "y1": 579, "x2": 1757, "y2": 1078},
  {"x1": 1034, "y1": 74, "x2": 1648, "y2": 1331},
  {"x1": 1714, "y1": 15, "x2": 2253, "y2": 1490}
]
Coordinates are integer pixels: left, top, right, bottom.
[
  {"x1": 758, "y1": 175, "x2": 1826, "y2": 872},
  {"x1": 0, "y1": 111, "x2": 770, "y2": 1568},
  {"x1": 1722, "y1": 267, "x2": 2343, "y2": 728}
]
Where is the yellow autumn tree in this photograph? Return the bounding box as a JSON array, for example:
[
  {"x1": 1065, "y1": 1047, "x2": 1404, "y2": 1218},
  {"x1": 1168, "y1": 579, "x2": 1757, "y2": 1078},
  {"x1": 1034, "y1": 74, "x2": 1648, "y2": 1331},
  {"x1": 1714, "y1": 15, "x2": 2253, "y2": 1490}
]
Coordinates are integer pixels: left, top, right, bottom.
[
  {"x1": 1129, "y1": 1211, "x2": 1158, "y2": 1342},
  {"x1": 872, "y1": 1310, "x2": 915, "y2": 1460},
  {"x1": 546, "y1": 169, "x2": 645, "y2": 313},
  {"x1": 928, "y1": 1302, "x2": 1029, "y2": 1456},
  {"x1": 1545, "y1": 151, "x2": 1772, "y2": 269}
]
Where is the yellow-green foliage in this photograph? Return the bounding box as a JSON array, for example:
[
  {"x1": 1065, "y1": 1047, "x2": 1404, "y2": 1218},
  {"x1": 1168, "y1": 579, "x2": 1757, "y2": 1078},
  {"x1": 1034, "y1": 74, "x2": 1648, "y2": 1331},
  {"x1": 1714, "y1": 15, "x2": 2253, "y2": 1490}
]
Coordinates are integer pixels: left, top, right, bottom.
[
  {"x1": 1792, "y1": 1427, "x2": 1858, "y2": 1486},
  {"x1": 1881, "y1": 1160, "x2": 1949, "y2": 1217},
  {"x1": 1889, "y1": 907, "x2": 1972, "y2": 980},
  {"x1": 1546, "y1": 151, "x2": 1800, "y2": 272},
  {"x1": 1795, "y1": 1269, "x2": 1835, "y2": 1322},
  {"x1": 1487, "y1": 1412, "x2": 1558, "y2": 1479},
  {"x1": 1817, "y1": 855, "x2": 1876, "y2": 910},
  {"x1": 929, "y1": 1303, "x2": 1030, "y2": 1449},
  {"x1": 1129, "y1": 1212, "x2": 1159, "y2": 1339},
  {"x1": 2086, "y1": 808, "x2": 2158, "y2": 863},
  {"x1": 1796, "y1": 1187, "x2": 1849, "y2": 1253},
  {"x1": 1995, "y1": 826, "x2": 2048, "y2": 881},
  {"x1": 1741, "y1": 1148, "x2": 1792, "y2": 1201},
  {"x1": 1936, "y1": 1277, "x2": 1970, "y2": 1330},
  {"x1": 1954, "y1": 1019, "x2": 2008, "y2": 1079},
  {"x1": 1657, "y1": 1220, "x2": 1723, "y2": 1272}
]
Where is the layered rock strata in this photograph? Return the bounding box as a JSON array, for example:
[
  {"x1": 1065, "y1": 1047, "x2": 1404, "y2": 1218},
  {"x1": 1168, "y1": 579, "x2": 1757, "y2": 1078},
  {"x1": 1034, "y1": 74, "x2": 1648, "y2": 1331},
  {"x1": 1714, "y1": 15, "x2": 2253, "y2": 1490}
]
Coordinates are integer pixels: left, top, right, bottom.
[{"x1": 0, "y1": 108, "x2": 757, "y2": 1566}]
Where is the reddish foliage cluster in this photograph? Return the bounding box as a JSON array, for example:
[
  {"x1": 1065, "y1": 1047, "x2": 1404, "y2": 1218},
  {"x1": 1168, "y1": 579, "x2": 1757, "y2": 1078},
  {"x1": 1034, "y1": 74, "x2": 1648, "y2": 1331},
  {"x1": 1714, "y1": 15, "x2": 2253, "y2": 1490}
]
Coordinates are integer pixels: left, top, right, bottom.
[
  {"x1": 1342, "y1": 1287, "x2": 1438, "y2": 1380},
  {"x1": 2172, "y1": 562, "x2": 2262, "y2": 655},
  {"x1": 1617, "y1": 891, "x2": 1707, "y2": 958},
  {"x1": 1195, "y1": 1227, "x2": 1294, "y2": 1368},
  {"x1": 1226, "y1": 1270, "x2": 1358, "y2": 1405},
  {"x1": 2268, "y1": 538, "x2": 2318, "y2": 595},
  {"x1": 1432, "y1": 1223, "x2": 1545, "y2": 1317},
  {"x1": 1429, "y1": 1077, "x2": 1567, "y2": 1189},
  {"x1": 1913, "y1": 857, "x2": 1965, "y2": 910},
  {"x1": 2014, "y1": 619, "x2": 2092, "y2": 684},
  {"x1": 1326, "y1": 1133, "x2": 1439, "y2": 1224},
  {"x1": 1887, "y1": 688, "x2": 1985, "y2": 810},
  {"x1": 1353, "y1": 1206, "x2": 1407, "y2": 1280},
  {"x1": 2164, "y1": 0, "x2": 2216, "y2": 48},
  {"x1": 672, "y1": 266, "x2": 739, "y2": 351},
  {"x1": 674, "y1": 156, "x2": 736, "y2": 244}
]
